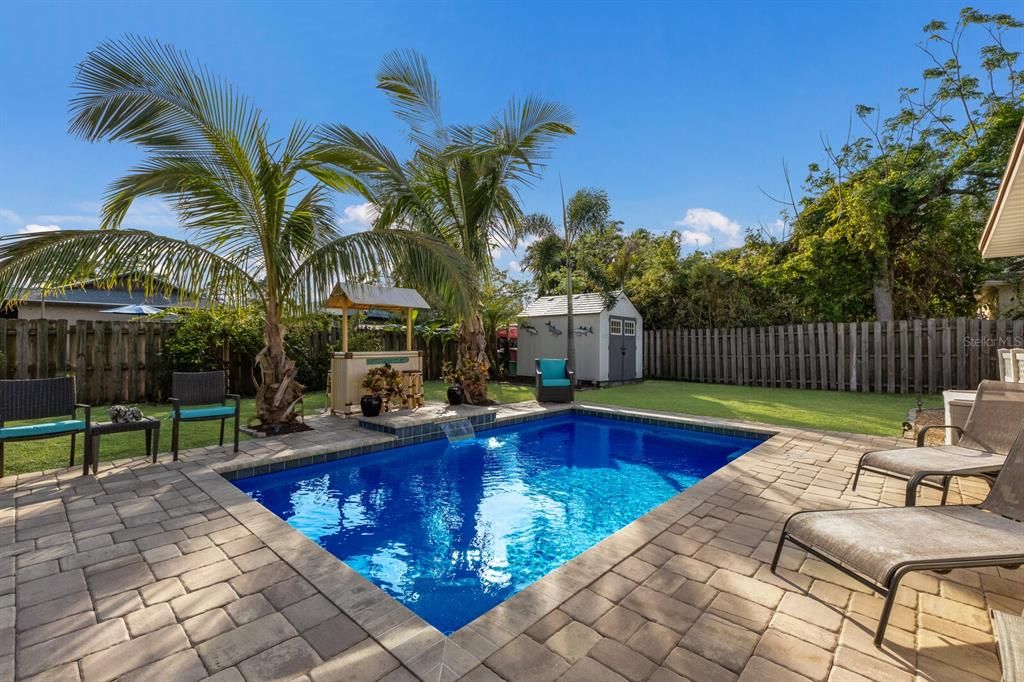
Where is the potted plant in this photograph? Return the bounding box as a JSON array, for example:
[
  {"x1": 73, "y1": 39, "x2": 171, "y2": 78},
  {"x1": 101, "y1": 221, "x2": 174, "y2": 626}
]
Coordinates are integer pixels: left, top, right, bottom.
[
  {"x1": 441, "y1": 361, "x2": 463, "y2": 406},
  {"x1": 360, "y1": 364, "x2": 404, "y2": 417}
]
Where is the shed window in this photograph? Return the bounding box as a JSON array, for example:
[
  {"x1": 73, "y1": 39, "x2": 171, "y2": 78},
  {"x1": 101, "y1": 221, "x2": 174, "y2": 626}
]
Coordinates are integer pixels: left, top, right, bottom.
[
  {"x1": 623, "y1": 319, "x2": 636, "y2": 336},
  {"x1": 610, "y1": 319, "x2": 622, "y2": 335}
]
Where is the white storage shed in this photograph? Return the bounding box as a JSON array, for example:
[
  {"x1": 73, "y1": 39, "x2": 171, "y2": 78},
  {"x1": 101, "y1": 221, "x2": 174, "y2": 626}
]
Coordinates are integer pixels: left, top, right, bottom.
[{"x1": 516, "y1": 291, "x2": 643, "y2": 385}]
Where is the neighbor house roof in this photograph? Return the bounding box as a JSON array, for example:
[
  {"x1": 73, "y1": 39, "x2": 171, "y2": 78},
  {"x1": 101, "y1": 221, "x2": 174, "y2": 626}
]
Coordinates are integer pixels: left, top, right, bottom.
[
  {"x1": 23, "y1": 283, "x2": 186, "y2": 308},
  {"x1": 519, "y1": 291, "x2": 623, "y2": 317},
  {"x1": 324, "y1": 283, "x2": 430, "y2": 311},
  {"x1": 980, "y1": 118, "x2": 1024, "y2": 258}
]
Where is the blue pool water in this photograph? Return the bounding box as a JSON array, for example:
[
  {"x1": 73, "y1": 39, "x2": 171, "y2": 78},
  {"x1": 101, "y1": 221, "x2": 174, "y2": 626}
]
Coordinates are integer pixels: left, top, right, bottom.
[{"x1": 234, "y1": 413, "x2": 760, "y2": 634}]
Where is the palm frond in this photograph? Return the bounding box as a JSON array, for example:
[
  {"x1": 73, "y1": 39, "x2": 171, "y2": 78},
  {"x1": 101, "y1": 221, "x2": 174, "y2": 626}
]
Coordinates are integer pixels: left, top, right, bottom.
[
  {"x1": 0, "y1": 230, "x2": 260, "y2": 308},
  {"x1": 285, "y1": 229, "x2": 476, "y2": 316},
  {"x1": 377, "y1": 49, "x2": 446, "y2": 150}
]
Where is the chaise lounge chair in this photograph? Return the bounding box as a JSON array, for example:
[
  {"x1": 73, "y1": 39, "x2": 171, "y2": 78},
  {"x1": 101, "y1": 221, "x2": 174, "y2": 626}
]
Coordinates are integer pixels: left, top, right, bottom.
[
  {"x1": 772, "y1": 423, "x2": 1024, "y2": 647},
  {"x1": 852, "y1": 380, "x2": 1022, "y2": 506},
  {"x1": 535, "y1": 358, "x2": 574, "y2": 403}
]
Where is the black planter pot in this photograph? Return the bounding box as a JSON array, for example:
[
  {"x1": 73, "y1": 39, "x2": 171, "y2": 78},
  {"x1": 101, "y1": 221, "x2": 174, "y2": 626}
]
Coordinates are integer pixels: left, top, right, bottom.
[
  {"x1": 360, "y1": 395, "x2": 383, "y2": 417},
  {"x1": 446, "y1": 385, "x2": 464, "y2": 406}
]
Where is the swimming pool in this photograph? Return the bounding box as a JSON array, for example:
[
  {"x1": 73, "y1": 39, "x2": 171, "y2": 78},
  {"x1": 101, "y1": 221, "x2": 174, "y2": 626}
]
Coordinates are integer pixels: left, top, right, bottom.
[{"x1": 233, "y1": 413, "x2": 761, "y2": 634}]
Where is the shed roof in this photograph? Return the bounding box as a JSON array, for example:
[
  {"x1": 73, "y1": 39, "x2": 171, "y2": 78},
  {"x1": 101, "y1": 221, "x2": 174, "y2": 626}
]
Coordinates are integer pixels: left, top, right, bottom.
[
  {"x1": 980, "y1": 118, "x2": 1024, "y2": 258},
  {"x1": 519, "y1": 291, "x2": 623, "y2": 317},
  {"x1": 324, "y1": 283, "x2": 430, "y2": 311}
]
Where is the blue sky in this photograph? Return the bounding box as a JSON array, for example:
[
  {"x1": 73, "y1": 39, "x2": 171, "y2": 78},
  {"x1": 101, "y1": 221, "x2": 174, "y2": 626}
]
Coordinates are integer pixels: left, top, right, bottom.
[{"x1": 0, "y1": 0, "x2": 1019, "y2": 277}]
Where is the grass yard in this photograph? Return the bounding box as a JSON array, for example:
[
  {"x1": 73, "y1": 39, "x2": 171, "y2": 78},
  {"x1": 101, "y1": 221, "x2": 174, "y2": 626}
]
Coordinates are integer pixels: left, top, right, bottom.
[
  {"x1": 423, "y1": 380, "x2": 535, "y2": 405},
  {"x1": 5, "y1": 379, "x2": 936, "y2": 476},
  {"x1": 2, "y1": 392, "x2": 328, "y2": 476},
  {"x1": 578, "y1": 380, "x2": 940, "y2": 436}
]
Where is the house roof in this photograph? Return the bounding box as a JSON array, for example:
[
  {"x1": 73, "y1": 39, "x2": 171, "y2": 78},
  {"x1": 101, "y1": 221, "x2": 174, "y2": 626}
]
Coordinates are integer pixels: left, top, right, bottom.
[
  {"x1": 324, "y1": 283, "x2": 430, "y2": 311},
  {"x1": 980, "y1": 118, "x2": 1024, "y2": 258},
  {"x1": 519, "y1": 291, "x2": 623, "y2": 317},
  {"x1": 23, "y1": 283, "x2": 186, "y2": 308}
]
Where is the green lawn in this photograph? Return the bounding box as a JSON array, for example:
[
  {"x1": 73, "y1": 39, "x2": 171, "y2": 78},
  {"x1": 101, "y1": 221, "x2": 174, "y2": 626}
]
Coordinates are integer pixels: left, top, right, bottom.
[
  {"x1": 577, "y1": 380, "x2": 940, "y2": 436},
  {"x1": 4, "y1": 380, "x2": 935, "y2": 476},
  {"x1": 1, "y1": 392, "x2": 328, "y2": 476},
  {"x1": 423, "y1": 380, "x2": 535, "y2": 405}
]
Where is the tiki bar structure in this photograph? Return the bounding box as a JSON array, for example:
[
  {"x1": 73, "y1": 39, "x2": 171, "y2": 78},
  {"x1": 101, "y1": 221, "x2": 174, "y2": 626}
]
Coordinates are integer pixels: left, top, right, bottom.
[{"x1": 325, "y1": 283, "x2": 429, "y2": 415}]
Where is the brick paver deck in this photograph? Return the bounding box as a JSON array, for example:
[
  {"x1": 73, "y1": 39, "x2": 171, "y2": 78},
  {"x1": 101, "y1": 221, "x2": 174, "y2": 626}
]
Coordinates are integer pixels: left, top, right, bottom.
[{"x1": 1, "y1": 402, "x2": 1020, "y2": 681}]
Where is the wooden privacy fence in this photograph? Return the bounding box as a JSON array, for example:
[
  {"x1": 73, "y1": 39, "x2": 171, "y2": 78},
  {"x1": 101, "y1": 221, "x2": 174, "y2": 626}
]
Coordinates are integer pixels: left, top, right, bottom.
[
  {"x1": 0, "y1": 319, "x2": 173, "y2": 404},
  {"x1": 644, "y1": 318, "x2": 1024, "y2": 394}
]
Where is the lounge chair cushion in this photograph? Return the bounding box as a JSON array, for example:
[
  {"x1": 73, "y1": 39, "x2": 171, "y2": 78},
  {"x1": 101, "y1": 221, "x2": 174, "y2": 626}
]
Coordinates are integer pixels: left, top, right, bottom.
[
  {"x1": 179, "y1": 406, "x2": 235, "y2": 420},
  {"x1": 861, "y1": 445, "x2": 1006, "y2": 478},
  {"x1": 0, "y1": 419, "x2": 86, "y2": 440},
  {"x1": 786, "y1": 505, "x2": 1024, "y2": 585},
  {"x1": 542, "y1": 378, "x2": 571, "y2": 388}
]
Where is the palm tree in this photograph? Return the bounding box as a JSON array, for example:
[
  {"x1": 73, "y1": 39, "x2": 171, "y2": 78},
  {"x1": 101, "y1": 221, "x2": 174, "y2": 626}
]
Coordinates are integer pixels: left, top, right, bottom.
[
  {"x1": 313, "y1": 50, "x2": 574, "y2": 404},
  {"x1": 521, "y1": 233, "x2": 565, "y2": 295},
  {"x1": 0, "y1": 37, "x2": 474, "y2": 425},
  {"x1": 523, "y1": 188, "x2": 610, "y2": 387}
]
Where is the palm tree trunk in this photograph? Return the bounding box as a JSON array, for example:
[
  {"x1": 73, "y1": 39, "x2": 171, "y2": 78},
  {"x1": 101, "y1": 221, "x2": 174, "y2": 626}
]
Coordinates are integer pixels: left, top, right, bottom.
[
  {"x1": 256, "y1": 303, "x2": 304, "y2": 425},
  {"x1": 456, "y1": 312, "x2": 489, "y2": 404},
  {"x1": 566, "y1": 255, "x2": 575, "y2": 400}
]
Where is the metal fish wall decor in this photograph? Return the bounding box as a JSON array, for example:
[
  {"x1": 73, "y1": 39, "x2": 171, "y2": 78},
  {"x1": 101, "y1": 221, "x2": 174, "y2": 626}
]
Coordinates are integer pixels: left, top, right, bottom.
[
  {"x1": 574, "y1": 326, "x2": 594, "y2": 336},
  {"x1": 545, "y1": 321, "x2": 563, "y2": 336}
]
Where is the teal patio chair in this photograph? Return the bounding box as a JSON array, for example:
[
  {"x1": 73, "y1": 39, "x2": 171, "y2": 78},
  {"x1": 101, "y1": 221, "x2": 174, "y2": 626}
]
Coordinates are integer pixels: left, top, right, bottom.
[
  {"x1": 0, "y1": 377, "x2": 91, "y2": 477},
  {"x1": 535, "y1": 358, "x2": 574, "y2": 403},
  {"x1": 170, "y1": 371, "x2": 240, "y2": 459}
]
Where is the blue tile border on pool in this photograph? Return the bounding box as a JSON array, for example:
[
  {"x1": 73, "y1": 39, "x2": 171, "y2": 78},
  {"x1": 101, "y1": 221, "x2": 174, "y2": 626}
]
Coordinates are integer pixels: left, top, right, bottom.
[{"x1": 220, "y1": 405, "x2": 776, "y2": 483}]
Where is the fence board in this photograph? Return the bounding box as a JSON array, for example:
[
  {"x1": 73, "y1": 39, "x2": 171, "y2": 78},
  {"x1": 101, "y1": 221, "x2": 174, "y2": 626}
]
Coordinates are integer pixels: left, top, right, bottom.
[{"x1": 642, "y1": 317, "x2": 1016, "y2": 394}]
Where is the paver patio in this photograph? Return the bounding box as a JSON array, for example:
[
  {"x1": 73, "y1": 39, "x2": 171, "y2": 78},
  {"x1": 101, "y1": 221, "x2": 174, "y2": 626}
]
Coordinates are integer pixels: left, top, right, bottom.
[{"x1": 1, "y1": 401, "x2": 1020, "y2": 681}]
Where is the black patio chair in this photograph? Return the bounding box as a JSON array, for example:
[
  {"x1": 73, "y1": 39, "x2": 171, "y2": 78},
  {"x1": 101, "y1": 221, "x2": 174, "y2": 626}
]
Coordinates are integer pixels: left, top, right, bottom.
[
  {"x1": 170, "y1": 371, "x2": 240, "y2": 459},
  {"x1": 0, "y1": 377, "x2": 91, "y2": 477}
]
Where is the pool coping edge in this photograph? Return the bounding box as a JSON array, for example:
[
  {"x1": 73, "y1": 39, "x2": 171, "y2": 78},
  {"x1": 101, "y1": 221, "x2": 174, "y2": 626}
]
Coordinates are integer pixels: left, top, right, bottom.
[{"x1": 191, "y1": 404, "x2": 788, "y2": 678}]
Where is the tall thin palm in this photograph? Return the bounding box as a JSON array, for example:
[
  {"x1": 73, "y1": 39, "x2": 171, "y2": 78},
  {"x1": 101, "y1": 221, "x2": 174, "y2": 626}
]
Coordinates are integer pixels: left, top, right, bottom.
[
  {"x1": 523, "y1": 188, "x2": 610, "y2": 384},
  {"x1": 0, "y1": 37, "x2": 474, "y2": 424},
  {"x1": 314, "y1": 50, "x2": 574, "y2": 403}
]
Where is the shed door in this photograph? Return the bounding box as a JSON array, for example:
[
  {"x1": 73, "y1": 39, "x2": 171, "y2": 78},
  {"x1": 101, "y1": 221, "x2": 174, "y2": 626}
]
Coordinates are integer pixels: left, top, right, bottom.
[{"x1": 608, "y1": 316, "x2": 637, "y2": 383}]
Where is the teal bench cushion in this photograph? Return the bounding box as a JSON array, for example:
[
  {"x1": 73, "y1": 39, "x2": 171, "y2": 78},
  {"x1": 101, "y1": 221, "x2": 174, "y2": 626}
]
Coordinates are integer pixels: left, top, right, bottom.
[
  {"x1": 0, "y1": 419, "x2": 86, "y2": 440},
  {"x1": 541, "y1": 378, "x2": 571, "y2": 388},
  {"x1": 179, "y1": 406, "x2": 236, "y2": 420}
]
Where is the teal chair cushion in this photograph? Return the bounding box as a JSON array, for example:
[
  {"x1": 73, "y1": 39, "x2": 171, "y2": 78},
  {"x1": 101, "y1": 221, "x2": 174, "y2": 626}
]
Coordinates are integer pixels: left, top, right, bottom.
[
  {"x1": 538, "y1": 358, "x2": 567, "y2": 379},
  {"x1": 0, "y1": 419, "x2": 86, "y2": 440},
  {"x1": 541, "y1": 378, "x2": 571, "y2": 388},
  {"x1": 179, "y1": 406, "x2": 236, "y2": 420}
]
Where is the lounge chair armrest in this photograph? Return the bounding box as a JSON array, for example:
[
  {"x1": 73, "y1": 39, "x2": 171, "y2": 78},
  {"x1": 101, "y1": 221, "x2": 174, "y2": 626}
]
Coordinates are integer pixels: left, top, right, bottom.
[
  {"x1": 917, "y1": 424, "x2": 964, "y2": 447},
  {"x1": 75, "y1": 403, "x2": 91, "y2": 425}
]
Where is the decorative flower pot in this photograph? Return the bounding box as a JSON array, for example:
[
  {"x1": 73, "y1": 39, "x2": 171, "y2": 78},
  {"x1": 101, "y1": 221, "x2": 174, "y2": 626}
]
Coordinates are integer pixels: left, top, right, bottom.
[
  {"x1": 446, "y1": 385, "x2": 464, "y2": 406},
  {"x1": 360, "y1": 395, "x2": 383, "y2": 417}
]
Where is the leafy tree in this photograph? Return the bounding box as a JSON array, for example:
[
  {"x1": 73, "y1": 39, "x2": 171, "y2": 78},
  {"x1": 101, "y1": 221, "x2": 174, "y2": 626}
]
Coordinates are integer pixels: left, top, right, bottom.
[
  {"x1": 315, "y1": 50, "x2": 574, "y2": 403},
  {"x1": 0, "y1": 38, "x2": 473, "y2": 424},
  {"x1": 782, "y1": 8, "x2": 1022, "y2": 320},
  {"x1": 479, "y1": 269, "x2": 531, "y2": 375}
]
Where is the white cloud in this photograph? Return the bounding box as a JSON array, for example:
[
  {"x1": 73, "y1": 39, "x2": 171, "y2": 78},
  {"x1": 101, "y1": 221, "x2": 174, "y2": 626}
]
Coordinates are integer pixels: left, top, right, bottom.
[
  {"x1": 678, "y1": 230, "x2": 713, "y2": 247},
  {"x1": 36, "y1": 198, "x2": 180, "y2": 231},
  {"x1": 20, "y1": 224, "x2": 61, "y2": 234},
  {"x1": 675, "y1": 208, "x2": 744, "y2": 247},
  {"x1": 507, "y1": 260, "x2": 522, "y2": 272},
  {"x1": 0, "y1": 209, "x2": 21, "y2": 225},
  {"x1": 338, "y1": 202, "x2": 379, "y2": 228}
]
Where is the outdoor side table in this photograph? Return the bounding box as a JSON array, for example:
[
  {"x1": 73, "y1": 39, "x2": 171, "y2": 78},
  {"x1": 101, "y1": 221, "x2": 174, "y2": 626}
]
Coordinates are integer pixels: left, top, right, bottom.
[{"x1": 85, "y1": 417, "x2": 161, "y2": 475}]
